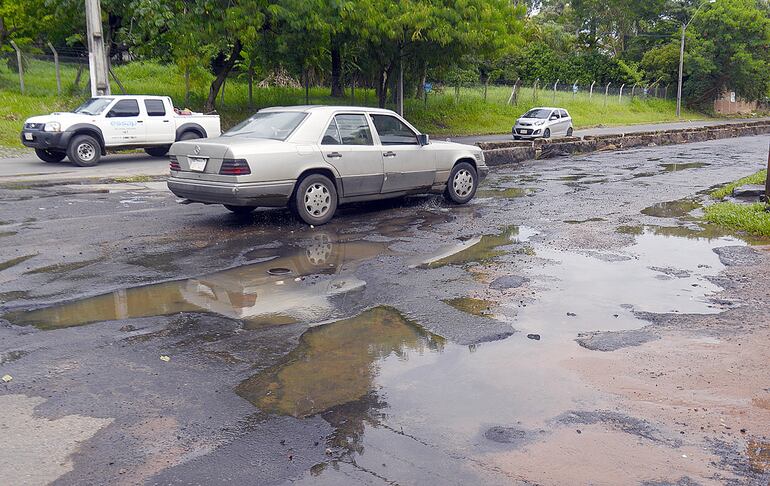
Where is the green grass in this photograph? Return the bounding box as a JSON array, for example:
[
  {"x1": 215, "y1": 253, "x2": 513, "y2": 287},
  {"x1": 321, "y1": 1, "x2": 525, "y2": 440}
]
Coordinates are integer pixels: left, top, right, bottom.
[
  {"x1": 704, "y1": 202, "x2": 770, "y2": 237},
  {"x1": 710, "y1": 169, "x2": 768, "y2": 199},
  {"x1": 0, "y1": 59, "x2": 709, "y2": 148}
]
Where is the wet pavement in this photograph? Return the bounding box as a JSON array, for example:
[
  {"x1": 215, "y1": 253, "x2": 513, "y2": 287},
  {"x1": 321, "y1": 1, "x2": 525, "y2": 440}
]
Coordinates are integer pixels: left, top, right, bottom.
[{"x1": 1, "y1": 136, "x2": 770, "y2": 485}]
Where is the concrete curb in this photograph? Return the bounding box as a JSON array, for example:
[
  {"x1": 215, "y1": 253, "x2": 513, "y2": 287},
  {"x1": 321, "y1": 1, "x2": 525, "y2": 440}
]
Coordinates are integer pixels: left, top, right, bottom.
[{"x1": 480, "y1": 121, "x2": 770, "y2": 166}]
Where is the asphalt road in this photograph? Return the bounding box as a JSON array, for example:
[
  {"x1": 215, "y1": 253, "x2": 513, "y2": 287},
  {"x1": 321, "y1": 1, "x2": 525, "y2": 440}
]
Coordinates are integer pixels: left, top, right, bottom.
[
  {"x1": 1, "y1": 135, "x2": 769, "y2": 484},
  {"x1": 2, "y1": 117, "x2": 768, "y2": 184},
  {"x1": 450, "y1": 116, "x2": 770, "y2": 144}
]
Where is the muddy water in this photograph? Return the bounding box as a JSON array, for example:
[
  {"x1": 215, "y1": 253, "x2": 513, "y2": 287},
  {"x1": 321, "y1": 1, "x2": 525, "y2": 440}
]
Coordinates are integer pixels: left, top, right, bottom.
[
  {"x1": 3, "y1": 235, "x2": 388, "y2": 330},
  {"x1": 641, "y1": 198, "x2": 701, "y2": 218},
  {"x1": 418, "y1": 225, "x2": 537, "y2": 269},
  {"x1": 239, "y1": 230, "x2": 746, "y2": 485}
]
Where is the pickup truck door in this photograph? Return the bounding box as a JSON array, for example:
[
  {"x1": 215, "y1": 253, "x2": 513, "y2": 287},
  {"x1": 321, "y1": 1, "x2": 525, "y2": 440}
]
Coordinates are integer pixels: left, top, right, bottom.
[
  {"x1": 103, "y1": 99, "x2": 146, "y2": 146},
  {"x1": 142, "y1": 98, "x2": 176, "y2": 143},
  {"x1": 370, "y1": 114, "x2": 435, "y2": 193},
  {"x1": 320, "y1": 114, "x2": 384, "y2": 197}
]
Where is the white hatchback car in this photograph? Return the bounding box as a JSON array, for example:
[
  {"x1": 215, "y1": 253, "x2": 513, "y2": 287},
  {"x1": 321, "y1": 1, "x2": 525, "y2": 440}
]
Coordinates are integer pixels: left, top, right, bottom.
[{"x1": 513, "y1": 107, "x2": 574, "y2": 140}]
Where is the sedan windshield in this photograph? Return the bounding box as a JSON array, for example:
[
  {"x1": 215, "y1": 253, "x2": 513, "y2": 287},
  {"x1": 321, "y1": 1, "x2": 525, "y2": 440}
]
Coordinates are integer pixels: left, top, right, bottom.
[
  {"x1": 224, "y1": 112, "x2": 307, "y2": 141},
  {"x1": 522, "y1": 109, "x2": 552, "y2": 119},
  {"x1": 74, "y1": 98, "x2": 114, "y2": 115}
]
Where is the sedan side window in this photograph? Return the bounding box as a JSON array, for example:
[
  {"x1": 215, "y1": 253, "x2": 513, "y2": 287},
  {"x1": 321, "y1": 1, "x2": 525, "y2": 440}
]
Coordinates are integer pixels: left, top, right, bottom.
[
  {"x1": 370, "y1": 114, "x2": 419, "y2": 145},
  {"x1": 335, "y1": 114, "x2": 373, "y2": 146},
  {"x1": 322, "y1": 118, "x2": 341, "y2": 145}
]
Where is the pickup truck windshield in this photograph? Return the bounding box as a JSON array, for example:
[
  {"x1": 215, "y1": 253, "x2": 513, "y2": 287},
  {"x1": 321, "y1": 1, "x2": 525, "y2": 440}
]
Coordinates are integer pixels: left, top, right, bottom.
[
  {"x1": 74, "y1": 98, "x2": 114, "y2": 115},
  {"x1": 522, "y1": 109, "x2": 551, "y2": 119},
  {"x1": 224, "y1": 112, "x2": 307, "y2": 141}
]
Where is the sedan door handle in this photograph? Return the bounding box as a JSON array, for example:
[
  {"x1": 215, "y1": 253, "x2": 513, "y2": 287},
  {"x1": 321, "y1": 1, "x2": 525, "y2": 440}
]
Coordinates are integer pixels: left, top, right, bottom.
[
  {"x1": 327, "y1": 152, "x2": 343, "y2": 158},
  {"x1": 162, "y1": 120, "x2": 170, "y2": 123},
  {"x1": 383, "y1": 151, "x2": 397, "y2": 158}
]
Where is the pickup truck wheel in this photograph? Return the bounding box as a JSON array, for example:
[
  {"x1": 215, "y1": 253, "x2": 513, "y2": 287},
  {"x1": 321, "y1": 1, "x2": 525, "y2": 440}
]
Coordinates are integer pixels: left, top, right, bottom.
[
  {"x1": 179, "y1": 131, "x2": 201, "y2": 141},
  {"x1": 292, "y1": 174, "x2": 337, "y2": 225},
  {"x1": 444, "y1": 162, "x2": 478, "y2": 205},
  {"x1": 35, "y1": 149, "x2": 66, "y2": 163},
  {"x1": 67, "y1": 134, "x2": 101, "y2": 167},
  {"x1": 145, "y1": 146, "x2": 170, "y2": 157},
  {"x1": 224, "y1": 204, "x2": 257, "y2": 215}
]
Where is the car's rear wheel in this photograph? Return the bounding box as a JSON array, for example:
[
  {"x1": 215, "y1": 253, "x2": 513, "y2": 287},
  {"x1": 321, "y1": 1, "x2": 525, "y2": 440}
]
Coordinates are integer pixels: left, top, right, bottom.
[
  {"x1": 543, "y1": 128, "x2": 551, "y2": 139},
  {"x1": 145, "y1": 145, "x2": 170, "y2": 157},
  {"x1": 224, "y1": 204, "x2": 257, "y2": 215},
  {"x1": 35, "y1": 149, "x2": 66, "y2": 163},
  {"x1": 444, "y1": 162, "x2": 478, "y2": 205},
  {"x1": 566, "y1": 127, "x2": 573, "y2": 137},
  {"x1": 292, "y1": 174, "x2": 338, "y2": 225},
  {"x1": 67, "y1": 134, "x2": 101, "y2": 167}
]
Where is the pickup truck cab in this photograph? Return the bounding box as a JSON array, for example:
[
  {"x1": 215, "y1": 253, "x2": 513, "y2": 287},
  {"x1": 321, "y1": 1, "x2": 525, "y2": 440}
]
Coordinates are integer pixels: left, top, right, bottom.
[{"x1": 21, "y1": 95, "x2": 221, "y2": 166}]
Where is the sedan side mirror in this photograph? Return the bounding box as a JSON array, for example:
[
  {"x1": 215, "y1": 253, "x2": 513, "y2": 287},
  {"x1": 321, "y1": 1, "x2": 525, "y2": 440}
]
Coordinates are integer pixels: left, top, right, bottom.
[{"x1": 417, "y1": 134, "x2": 430, "y2": 146}]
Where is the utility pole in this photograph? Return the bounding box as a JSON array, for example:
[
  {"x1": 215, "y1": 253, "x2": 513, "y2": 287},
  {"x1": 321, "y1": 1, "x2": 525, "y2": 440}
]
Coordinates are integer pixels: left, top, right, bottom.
[
  {"x1": 676, "y1": 23, "x2": 685, "y2": 118},
  {"x1": 85, "y1": 0, "x2": 110, "y2": 96}
]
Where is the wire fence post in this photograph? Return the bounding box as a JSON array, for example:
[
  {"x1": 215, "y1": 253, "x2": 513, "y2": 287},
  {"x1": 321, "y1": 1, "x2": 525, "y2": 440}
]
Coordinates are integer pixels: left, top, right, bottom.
[
  {"x1": 604, "y1": 82, "x2": 611, "y2": 107},
  {"x1": 9, "y1": 41, "x2": 25, "y2": 94},
  {"x1": 631, "y1": 83, "x2": 638, "y2": 98},
  {"x1": 47, "y1": 42, "x2": 61, "y2": 96},
  {"x1": 533, "y1": 78, "x2": 539, "y2": 101},
  {"x1": 507, "y1": 78, "x2": 519, "y2": 105},
  {"x1": 552, "y1": 79, "x2": 559, "y2": 104},
  {"x1": 619, "y1": 83, "x2": 625, "y2": 103},
  {"x1": 664, "y1": 84, "x2": 669, "y2": 99},
  {"x1": 220, "y1": 77, "x2": 225, "y2": 107},
  {"x1": 572, "y1": 79, "x2": 578, "y2": 100},
  {"x1": 589, "y1": 80, "x2": 596, "y2": 99}
]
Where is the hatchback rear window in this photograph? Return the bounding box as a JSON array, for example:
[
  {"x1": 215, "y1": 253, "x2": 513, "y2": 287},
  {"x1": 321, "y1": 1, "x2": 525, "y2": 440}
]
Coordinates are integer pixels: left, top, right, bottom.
[{"x1": 224, "y1": 112, "x2": 307, "y2": 140}]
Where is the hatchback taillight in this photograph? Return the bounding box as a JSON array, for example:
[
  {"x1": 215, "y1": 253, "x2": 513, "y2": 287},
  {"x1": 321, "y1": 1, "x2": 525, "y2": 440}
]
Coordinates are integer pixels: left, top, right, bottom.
[
  {"x1": 169, "y1": 155, "x2": 181, "y2": 171},
  {"x1": 220, "y1": 158, "x2": 251, "y2": 175}
]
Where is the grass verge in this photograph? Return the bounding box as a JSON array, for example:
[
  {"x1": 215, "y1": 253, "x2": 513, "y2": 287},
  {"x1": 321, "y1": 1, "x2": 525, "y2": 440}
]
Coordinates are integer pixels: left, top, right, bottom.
[
  {"x1": 710, "y1": 170, "x2": 767, "y2": 199},
  {"x1": 704, "y1": 202, "x2": 770, "y2": 237},
  {"x1": 1, "y1": 59, "x2": 709, "y2": 148}
]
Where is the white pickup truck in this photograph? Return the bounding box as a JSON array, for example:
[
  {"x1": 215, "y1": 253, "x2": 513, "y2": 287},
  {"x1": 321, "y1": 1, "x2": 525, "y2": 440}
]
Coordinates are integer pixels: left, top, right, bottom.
[{"x1": 20, "y1": 95, "x2": 221, "y2": 166}]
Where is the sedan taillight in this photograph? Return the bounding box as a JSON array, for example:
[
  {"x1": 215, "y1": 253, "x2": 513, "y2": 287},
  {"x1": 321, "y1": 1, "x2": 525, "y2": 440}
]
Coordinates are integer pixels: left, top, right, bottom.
[
  {"x1": 169, "y1": 155, "x2": 181, "y2": 171},
  {"x1": 220, "y1": 158, "x2": 251, "y2": 175}
]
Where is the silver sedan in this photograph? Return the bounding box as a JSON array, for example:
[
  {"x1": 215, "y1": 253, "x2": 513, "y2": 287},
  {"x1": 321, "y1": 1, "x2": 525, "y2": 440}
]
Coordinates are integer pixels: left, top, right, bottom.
[
  {"x1": 167, "y1": 106, "x2": 488, "y2": 225},
  {"x1": 513, "y1": 107, "x2": 574, "y2": 140}
]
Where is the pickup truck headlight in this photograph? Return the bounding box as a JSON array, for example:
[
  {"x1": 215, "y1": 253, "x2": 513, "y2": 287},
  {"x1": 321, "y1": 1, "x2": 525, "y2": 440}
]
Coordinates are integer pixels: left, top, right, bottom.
[{"x1": 43, "y1": 122, "x2": 62, "y2": 132}]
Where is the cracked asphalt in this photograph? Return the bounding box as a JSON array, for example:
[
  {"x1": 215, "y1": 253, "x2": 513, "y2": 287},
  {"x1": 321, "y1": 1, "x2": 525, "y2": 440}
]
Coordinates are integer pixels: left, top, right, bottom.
[{"x1": 1, "y1": 135, "x2": 769, "y2": 485}]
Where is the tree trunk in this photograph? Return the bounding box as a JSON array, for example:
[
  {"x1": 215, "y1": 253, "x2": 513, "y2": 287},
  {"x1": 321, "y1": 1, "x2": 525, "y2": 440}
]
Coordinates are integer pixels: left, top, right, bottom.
[
  {"x1": 204, "y1": 39, "x2": 242, "y2": 112},
  {"x1": 376, "y1": 69, "x2": 389, "y2": 108},
  {"x1": 331, "y1": 35, "x2": 344, "y2": 97},
  {"x1": 415, "y1": 60, "x2": 427, "y2": 99}
]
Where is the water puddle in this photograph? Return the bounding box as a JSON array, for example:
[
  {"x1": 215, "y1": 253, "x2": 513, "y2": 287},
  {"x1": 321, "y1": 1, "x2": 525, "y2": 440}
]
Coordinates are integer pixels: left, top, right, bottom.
[
  {"x1": 641, "y1": 199, "x2": 701, "y2": 218},
  {"x1": 618, "y1": 224, "x2": 770, "y2": 245},
  {"x1": 443, "y1": 297, "x2": 495, "y2": 317},
  {"x1": 3, "y1": 236, "x2": 388, "y2": 330},
  {"x1": 660, "y1": 162, "x2": 709, "y2": 172},
  {"x1": 476, "y1": 188, "x2": 533, "y2": 199},
  {"x1": 418, "y1": 226, "x2": 536, "y2": 269},
  {"x1": 235, "y1": 306, "x2": 445, "y2": 418},
  {"x1": 0, "y1": 254, "x2": 36, "y2": 272},
  {"x1": 564, "y1": 217, "x2": 606, "y2": 224}
]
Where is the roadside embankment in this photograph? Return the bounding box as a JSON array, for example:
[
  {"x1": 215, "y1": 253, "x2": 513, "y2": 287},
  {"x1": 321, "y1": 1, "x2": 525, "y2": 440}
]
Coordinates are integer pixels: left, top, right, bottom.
[{"x1": 479, "y1": 120, "x2": 770, "y2": 166}]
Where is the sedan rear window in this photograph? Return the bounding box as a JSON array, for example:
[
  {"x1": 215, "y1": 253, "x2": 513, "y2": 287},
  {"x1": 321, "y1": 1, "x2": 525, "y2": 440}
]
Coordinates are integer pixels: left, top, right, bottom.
[
  {"x1": 224, "y1": 112, "x2": 307, "y2": 140},
  {"x1": 523, "y1": 109, "x2": 551, "y2": 119}
]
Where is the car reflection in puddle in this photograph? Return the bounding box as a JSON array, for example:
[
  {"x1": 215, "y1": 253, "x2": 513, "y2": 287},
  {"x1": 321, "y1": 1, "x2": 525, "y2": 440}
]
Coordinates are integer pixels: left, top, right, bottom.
[{"x1": 3, "y1": 233, "x2": 389, "y2": 330}]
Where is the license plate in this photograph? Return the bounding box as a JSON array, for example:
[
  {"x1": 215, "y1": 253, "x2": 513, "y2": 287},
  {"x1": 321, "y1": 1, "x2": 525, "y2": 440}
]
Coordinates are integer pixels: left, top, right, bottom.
[
  {"x1": 188, "y1": 157, "x2": 208, "y2": 172},
  {"x1": 519, "y1": 129, "x2": 530, "y2": 135},
  {"x1": 24, "y1": 133, "x2": 33, "y2": 141}
]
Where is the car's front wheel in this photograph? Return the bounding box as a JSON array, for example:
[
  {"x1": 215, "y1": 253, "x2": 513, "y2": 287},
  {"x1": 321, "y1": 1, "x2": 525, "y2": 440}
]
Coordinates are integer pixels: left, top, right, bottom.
[
  {"x1": 543, "y1": 128, "x2": 551, "y2": 139},
  {"x1": 224, "y1": 204, "x2": 257, "y2": 215},
  {"x1": 292, "y1": 174, "x2": 338, "y2": 225},
  {"x1": 444, "y1": 162, "x2": 478, "y2": 204},
  {"x1": 35, "y1": 149, "x2": 66, "y2": 163},
  {"x1": 67, "y1": 134, "x2": 101, "y2": 167},
  {"x1": 566, "y1": 127, "x2": 573, "y2": 137}
]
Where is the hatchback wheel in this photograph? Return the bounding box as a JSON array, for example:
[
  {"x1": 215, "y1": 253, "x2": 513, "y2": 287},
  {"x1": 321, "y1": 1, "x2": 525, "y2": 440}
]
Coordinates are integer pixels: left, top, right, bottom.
[
  {"x1": 35, "y1": 149, "x2": 66, "y2": 163},
  {"x1": 67, "y1": 134, "x2": 101, "y2": 167},
  {"x1": 293, "y1": 174, "x2": 338, "y2": 225},
  {"x1": 566, "y1": 127, "x2": 573, "y2": 137},
  {"x1": 543, "y1": 128, "x2": 551, "y2": 139},
  {"x1": 444, "y1": 162, "x2": 478, "y2": 204}
]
